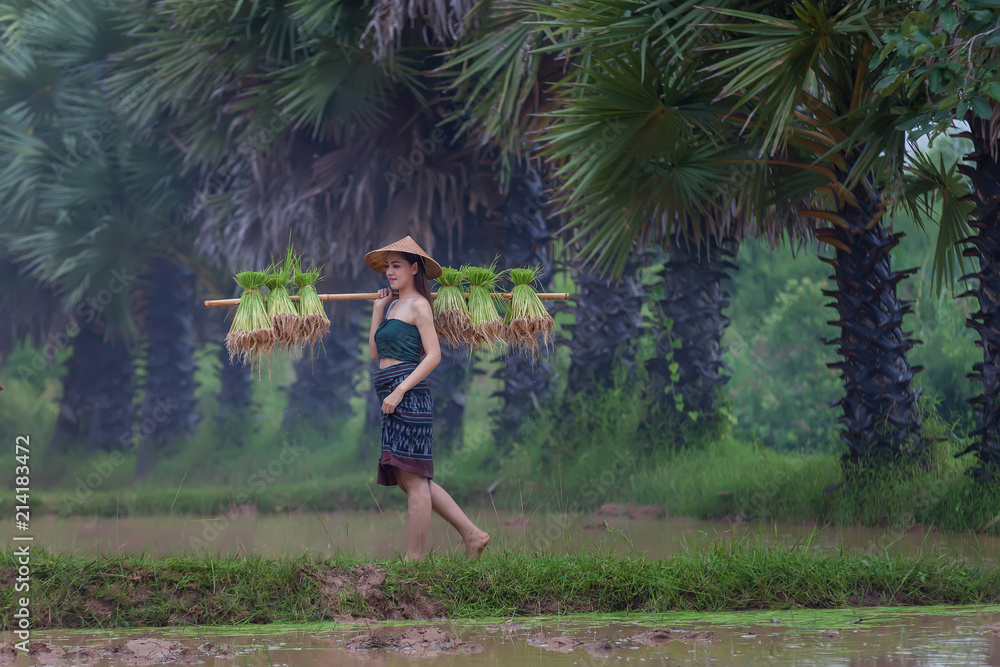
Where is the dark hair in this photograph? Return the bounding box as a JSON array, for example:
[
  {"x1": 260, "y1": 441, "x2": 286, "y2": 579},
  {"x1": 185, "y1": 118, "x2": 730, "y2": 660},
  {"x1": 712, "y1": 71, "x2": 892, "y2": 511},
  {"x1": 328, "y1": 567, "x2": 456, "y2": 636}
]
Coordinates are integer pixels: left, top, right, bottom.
[{"x1": 399, "y1": 251, "x2": 433, "y2": 306}]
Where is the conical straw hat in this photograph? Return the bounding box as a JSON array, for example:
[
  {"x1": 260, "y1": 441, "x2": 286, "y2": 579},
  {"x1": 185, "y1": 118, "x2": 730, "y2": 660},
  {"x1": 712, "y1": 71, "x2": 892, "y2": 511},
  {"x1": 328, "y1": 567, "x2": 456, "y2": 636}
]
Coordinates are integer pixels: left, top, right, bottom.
[{"x1": 364, "y1": 235, "x2": 443, "y2": 280}]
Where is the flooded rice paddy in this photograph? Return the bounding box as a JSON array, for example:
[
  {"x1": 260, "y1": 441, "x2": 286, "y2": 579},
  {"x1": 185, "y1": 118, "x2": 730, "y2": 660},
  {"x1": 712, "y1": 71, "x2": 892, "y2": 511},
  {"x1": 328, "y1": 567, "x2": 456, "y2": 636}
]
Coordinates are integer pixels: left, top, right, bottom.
[
  {"x1": 3, "y1": 510, "x2": 999, "y2": 561},
  {"x1": 4, "y1": 607, "x2": 1000, "y2": 665}
]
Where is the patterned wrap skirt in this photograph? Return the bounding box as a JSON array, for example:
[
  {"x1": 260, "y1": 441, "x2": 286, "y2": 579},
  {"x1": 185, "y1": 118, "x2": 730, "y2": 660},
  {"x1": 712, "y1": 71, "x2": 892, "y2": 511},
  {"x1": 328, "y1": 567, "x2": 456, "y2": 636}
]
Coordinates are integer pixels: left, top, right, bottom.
[{"x1": 374, "y1": 361, "x2": 434, "y2": 485}]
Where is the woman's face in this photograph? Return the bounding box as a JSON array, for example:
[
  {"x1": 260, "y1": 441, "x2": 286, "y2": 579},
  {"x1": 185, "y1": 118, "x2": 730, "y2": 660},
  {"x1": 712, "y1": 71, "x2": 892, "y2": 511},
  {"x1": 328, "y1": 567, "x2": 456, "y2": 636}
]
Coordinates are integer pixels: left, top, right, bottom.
[{"x1": 384, "y1": 252, "x2": 417, "y2": 290}]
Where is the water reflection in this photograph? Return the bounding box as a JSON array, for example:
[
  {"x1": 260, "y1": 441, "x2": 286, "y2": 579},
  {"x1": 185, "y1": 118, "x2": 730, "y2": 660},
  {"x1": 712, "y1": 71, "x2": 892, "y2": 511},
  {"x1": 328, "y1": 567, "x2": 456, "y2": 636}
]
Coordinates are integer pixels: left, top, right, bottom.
[{"x1": 3, "y1": 607, "x2": 1000, "y2": 666}]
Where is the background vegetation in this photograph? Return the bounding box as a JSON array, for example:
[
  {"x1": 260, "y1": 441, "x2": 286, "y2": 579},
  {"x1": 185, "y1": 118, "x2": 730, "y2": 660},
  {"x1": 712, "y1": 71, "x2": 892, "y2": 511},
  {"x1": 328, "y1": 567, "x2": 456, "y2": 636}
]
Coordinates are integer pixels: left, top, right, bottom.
[{"x1": 2, "y1": 0, "x2": 1000, "y2": 535}]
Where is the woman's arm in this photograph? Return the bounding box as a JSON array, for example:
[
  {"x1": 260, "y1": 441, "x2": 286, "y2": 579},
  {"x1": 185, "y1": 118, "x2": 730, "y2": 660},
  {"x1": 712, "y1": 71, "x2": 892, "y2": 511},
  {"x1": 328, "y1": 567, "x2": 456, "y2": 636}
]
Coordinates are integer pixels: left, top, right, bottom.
[{"x1": 382, "y1": 299, "x2": 440, "y2": 403}]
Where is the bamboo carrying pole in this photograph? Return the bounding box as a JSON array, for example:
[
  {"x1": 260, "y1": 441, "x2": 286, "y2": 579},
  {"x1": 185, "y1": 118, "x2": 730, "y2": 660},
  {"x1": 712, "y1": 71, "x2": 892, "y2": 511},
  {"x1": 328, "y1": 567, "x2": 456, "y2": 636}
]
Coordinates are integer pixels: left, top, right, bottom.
[{"x1": 203, "y1": 292, "x2": 570, "y2": 307}]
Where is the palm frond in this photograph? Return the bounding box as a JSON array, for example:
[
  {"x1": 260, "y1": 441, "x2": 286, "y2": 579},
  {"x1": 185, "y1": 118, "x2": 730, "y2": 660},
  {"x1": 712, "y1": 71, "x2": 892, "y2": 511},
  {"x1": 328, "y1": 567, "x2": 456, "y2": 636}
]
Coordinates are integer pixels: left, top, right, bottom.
[
  {"x1": 435, "y1": 0, "x2": 566, "y2": 188},
  {"x1": 364, "y1": 0, "x2": 478, "y2": 63},
  {"x1": 901, "y1": 147, "x2": 976, "y2": 294}
]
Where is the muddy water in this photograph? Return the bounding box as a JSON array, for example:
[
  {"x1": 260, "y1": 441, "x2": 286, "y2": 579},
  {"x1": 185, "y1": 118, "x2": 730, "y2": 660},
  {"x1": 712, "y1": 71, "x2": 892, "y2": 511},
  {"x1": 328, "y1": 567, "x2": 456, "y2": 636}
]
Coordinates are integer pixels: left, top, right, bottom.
[
  {"x1": 2, "y1": 511, "x2": 999, "y2": 561},
  {"x1": 4, "y1": 606, "x2": 1000, "y2": 665}
]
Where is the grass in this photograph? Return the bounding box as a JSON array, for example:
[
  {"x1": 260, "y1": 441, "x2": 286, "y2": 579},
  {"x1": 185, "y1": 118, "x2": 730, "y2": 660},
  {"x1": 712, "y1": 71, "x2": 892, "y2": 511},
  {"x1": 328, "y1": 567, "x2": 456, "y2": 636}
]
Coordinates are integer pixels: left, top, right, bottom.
[{"x1": 4, "y1": 541, "x2": 1000, "y2": 629}]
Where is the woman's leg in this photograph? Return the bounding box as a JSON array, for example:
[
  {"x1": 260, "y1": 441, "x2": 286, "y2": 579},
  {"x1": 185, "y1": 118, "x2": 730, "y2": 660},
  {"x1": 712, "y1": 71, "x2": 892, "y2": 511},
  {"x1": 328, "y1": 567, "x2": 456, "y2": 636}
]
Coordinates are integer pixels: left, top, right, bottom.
[
  {"x1": 428, "y1": 482, "x2": 490, "y2": 559},
  {"x1": 395, "y1": 469, "x2": 431, "y2": 560}
]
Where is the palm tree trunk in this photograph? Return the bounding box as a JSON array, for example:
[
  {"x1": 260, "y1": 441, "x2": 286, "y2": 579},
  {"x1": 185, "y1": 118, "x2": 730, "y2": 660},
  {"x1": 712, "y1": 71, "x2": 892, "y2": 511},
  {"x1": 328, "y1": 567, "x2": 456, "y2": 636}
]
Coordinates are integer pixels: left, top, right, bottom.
[
  {"x1": 48, "y1": 321, "x2": 134, "y2": 453},
  {"x1": 283, "y1": 309, "x2": 362, "y2": 431},
  {"x1": 490, "y1": 163, "x2": 558, "y2": 434},
  {"x1": 216, "y1": 341, "x2": 254, "y2": 444},
  {"x1": 648, "y1": 234, "x2": 734, "y2": 418},
  {"x1": 817, "y1": 194, "x2": 924, "y2": 470},
  {"x1": 134, "y1": 259, "x2": 199, "y2": 478},
  {"x1": 426, "y1": 346, "x2": 473, "y2": 453},
  {"x1": 361, "y1": 362, "x2": 382, "y2": 463},
  {"x1": 214, "y1": 280, "x2": 254, "y2": 443},
  {"x1": 564, "y1": 259, "x2": 646, "y2": 391},
  {"x1": 956, "y1": 113, "x2": 1000, "y2": 483}
]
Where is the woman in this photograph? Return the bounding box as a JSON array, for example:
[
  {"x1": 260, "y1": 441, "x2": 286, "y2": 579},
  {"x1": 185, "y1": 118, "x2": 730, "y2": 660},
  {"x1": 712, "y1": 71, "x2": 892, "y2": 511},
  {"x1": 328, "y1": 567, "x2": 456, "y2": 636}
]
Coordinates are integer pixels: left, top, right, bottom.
[{"x1": 365, "y1": 236, "x2": 490, "y2": 561}]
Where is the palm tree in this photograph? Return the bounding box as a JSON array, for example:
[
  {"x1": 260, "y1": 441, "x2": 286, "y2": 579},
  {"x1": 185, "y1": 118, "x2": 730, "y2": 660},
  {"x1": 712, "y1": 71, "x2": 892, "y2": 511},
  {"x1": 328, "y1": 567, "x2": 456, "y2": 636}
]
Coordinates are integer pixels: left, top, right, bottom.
[
  {"x1": 0, "y1": 0, "x2": 199, "y2": 460},
  {"x1": 132, "y1": 256, "x2": 199, "y2": 476},
  {"x1": 282, "y1": 309, "x2": 364, "y2": 433},
  {"x1": 524, "y1": 0, "x2": 942, "y2": 469},
  {"x1": 955, "y1": 116, "x2": 1000, "y2": 481},
  {"x1": 0, "y1": 256, "x2": 68, "y2": 364},
  {"x1": 436, "y1": 1, "x2": 792, "y2": 425},
  {"x1": 646, "y1": 234, "x2": 737, "y2": 417},
  {"x1": 698, "y1": 1, "x2": 975, "y2": 469},
  {"x1": 876, "y1": 1, "x2": 1000, "y2": 481},
  {"x1": 104, "y1": 0, "x2": 560, "y2": 447}
]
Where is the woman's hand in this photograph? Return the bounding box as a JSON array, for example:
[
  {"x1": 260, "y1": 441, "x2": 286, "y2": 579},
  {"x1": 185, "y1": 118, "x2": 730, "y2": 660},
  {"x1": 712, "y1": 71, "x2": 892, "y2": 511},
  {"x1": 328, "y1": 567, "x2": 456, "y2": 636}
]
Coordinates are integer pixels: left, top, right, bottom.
[
  {"x1": 382, "y1": 388, "x2": 403, "y2": 414},
  {"x1": 374, "y1": 287, "x2": 394, "y2": 312}
]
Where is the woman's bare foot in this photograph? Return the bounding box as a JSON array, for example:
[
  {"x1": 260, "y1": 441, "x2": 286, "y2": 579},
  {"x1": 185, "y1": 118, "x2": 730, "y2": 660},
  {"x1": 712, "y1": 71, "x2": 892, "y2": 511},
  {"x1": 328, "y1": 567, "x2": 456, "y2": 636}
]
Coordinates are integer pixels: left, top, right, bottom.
[{"x1": 464, "y1": 530, "x2": 490, "y2": 560}]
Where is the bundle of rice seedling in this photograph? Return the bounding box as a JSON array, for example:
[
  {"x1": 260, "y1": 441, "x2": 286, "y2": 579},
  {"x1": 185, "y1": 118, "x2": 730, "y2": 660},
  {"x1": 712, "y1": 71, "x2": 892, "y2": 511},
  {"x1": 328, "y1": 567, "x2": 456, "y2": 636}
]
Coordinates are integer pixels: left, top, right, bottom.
[
  {"x1": 432, "y1": 266, "x2": 473, "y2": 349},
  {"x1": 503, "y1": 266, "x2": 555, "y2": 355},
  {"x1": 293, "y1": 267, "x2": 329, "y2": 348},
  {"x1": 265, "y1": 251, "x2": 300, "y2": 349},
  {"x1": 226, "y1": 270, "x2": 273, "y2": 366},
  {"x1": 462, "y1": 260, "x2": 506, "y2": 352}
]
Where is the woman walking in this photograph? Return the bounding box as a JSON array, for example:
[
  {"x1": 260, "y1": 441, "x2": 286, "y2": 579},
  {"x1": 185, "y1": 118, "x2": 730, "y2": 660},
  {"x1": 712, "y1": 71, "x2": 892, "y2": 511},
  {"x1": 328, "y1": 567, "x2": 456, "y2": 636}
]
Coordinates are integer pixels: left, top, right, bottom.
[{"x1": 366, "y1": 236, "x2": 490, "y2": 561}]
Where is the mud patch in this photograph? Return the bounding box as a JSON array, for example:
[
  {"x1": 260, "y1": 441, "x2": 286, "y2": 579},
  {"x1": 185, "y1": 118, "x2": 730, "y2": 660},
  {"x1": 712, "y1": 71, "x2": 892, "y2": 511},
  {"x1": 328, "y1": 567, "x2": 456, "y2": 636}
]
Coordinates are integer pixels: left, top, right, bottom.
[
  {"x1": 628, "y1": 629, "x2": 675, "y2": 647},
  {"x1": 0, "y1": 638, "x2": 238, "y2": 664},
  {"x1": 343, "y1": 626, "x2": 483, "y2": 656},
  {"x1": 86, "y1": 597, "x2": 113, "y2": 618},
  {"x1": 527, "y1": 627, "x2": 717, "y2": 656},
  {"x1": 527, "y1": 632, "x2": 625, "y2": 657},
  {"x1": 302, "y1": 562, "x2": 443, "y2": 621},
  {"x1": 485, "y1": 621, "x2": 533, "y2": 634},
  {"x1": 678, "y1": 630, "x2": 716, "y2": 643}
]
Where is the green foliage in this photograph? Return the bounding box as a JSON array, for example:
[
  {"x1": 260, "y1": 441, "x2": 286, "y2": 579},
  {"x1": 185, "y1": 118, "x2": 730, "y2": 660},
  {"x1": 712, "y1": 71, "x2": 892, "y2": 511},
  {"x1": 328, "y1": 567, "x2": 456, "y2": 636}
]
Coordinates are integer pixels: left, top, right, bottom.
[
  {"x1": 877, "y1": 0, "x2": 1000, "y2": 132},
  {"x1": 726, "y1": 276, "x2": 842, "y2": 452},
  {"x1": 0, "y1": 0, "x2": 197, "y2": 336},
  {"x1": 0, "y1": 339, "x2": 64, "y2": 446},
  {"x1": 909, "y1": 290, "x2": 978, "y2": 429}
]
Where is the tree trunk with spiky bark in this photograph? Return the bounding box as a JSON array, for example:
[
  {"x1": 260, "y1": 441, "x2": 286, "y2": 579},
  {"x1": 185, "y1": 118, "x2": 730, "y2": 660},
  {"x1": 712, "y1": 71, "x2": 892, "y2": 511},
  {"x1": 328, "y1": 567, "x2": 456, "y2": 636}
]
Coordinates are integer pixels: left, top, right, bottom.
[
  {"x1": 956, "y1": 113, "x2": 1000, "y2": 483},
  {"x1": 426, "y1": 346, "x2": 473, "y2": 452},
  {"x1": 283, "y1": 309, "x2": 363, "y2": 432},
  {"x1": 816, "y1": 193, "x2": 924, "y2": 470},
  {"x1": 564, "y1": 259, "x2": 646, "y2": 391},
  {"x1": 48, "y1": 322, "x2": 134, "y2": 454},
  {"x1": 490, "y1": 163, "x2": 557, "y2": 433},
  {"x1": 647, "y1": 235, "x2": 734, "y2": 419},
  {"x1": 134, "y1": 259, "x2": 199, "y2": 479},
  {"x1": 361, "y1": 361, "x2": 383, "y2": 463},
  {"x1": 213, "y1": 280, "x2": 254, "y2": 443},
  {"x1": 217, "y1": 341, "x2": 254, "y2": 445}
]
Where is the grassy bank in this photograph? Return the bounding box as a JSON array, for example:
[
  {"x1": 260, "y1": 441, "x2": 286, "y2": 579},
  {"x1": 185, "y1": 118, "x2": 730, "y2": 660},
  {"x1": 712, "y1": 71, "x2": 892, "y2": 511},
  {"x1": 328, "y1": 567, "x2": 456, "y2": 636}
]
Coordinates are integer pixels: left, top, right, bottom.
[{"x1": 3, "y1": 543, "x2": 1000, "y2": 629}]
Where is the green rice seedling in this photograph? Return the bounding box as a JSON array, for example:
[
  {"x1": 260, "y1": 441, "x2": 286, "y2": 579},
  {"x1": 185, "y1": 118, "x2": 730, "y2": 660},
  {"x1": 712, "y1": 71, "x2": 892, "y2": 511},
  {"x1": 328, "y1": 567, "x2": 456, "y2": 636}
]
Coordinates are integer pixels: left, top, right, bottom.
[
  {"x1": 462, "y1": 260, "x2": 506, "y2": 353},
  {"x1": 503, "y1": 266, "x2": 554, "y2": 355},
  {"x1": 266, "y1": 251, "x2": 301, "y2": 349},
  {"x1": 226, "y1": 270, "x2": 272, "y2": 366},
  {"x1": 433, "y1": 267, "x2": 473, "y2": 349},
  {"x1": 293, "y1": 267, "x2": 329, "y2": 349}
]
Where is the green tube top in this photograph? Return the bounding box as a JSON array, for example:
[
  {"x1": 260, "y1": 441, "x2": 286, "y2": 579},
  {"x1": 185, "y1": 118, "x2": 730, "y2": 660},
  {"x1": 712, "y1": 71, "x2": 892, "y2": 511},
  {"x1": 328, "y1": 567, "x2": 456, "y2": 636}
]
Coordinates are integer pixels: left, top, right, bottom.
[{"x1": 374, "y1": 318, "x2": 424, "y2": 363}]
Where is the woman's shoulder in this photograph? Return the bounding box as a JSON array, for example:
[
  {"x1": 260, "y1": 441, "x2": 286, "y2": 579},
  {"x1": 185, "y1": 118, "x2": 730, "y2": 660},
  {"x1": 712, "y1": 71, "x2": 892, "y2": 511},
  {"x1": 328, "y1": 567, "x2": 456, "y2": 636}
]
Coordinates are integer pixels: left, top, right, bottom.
[
  {"x1": 397, "y1": 296, "x2": 433, "y2": 321},
  {"x1": 381, "y1": 298, "x2": 426, "y2": 327},
  {"x1": 413, "y1": 296, "x2": 434, "y2": 319}
]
